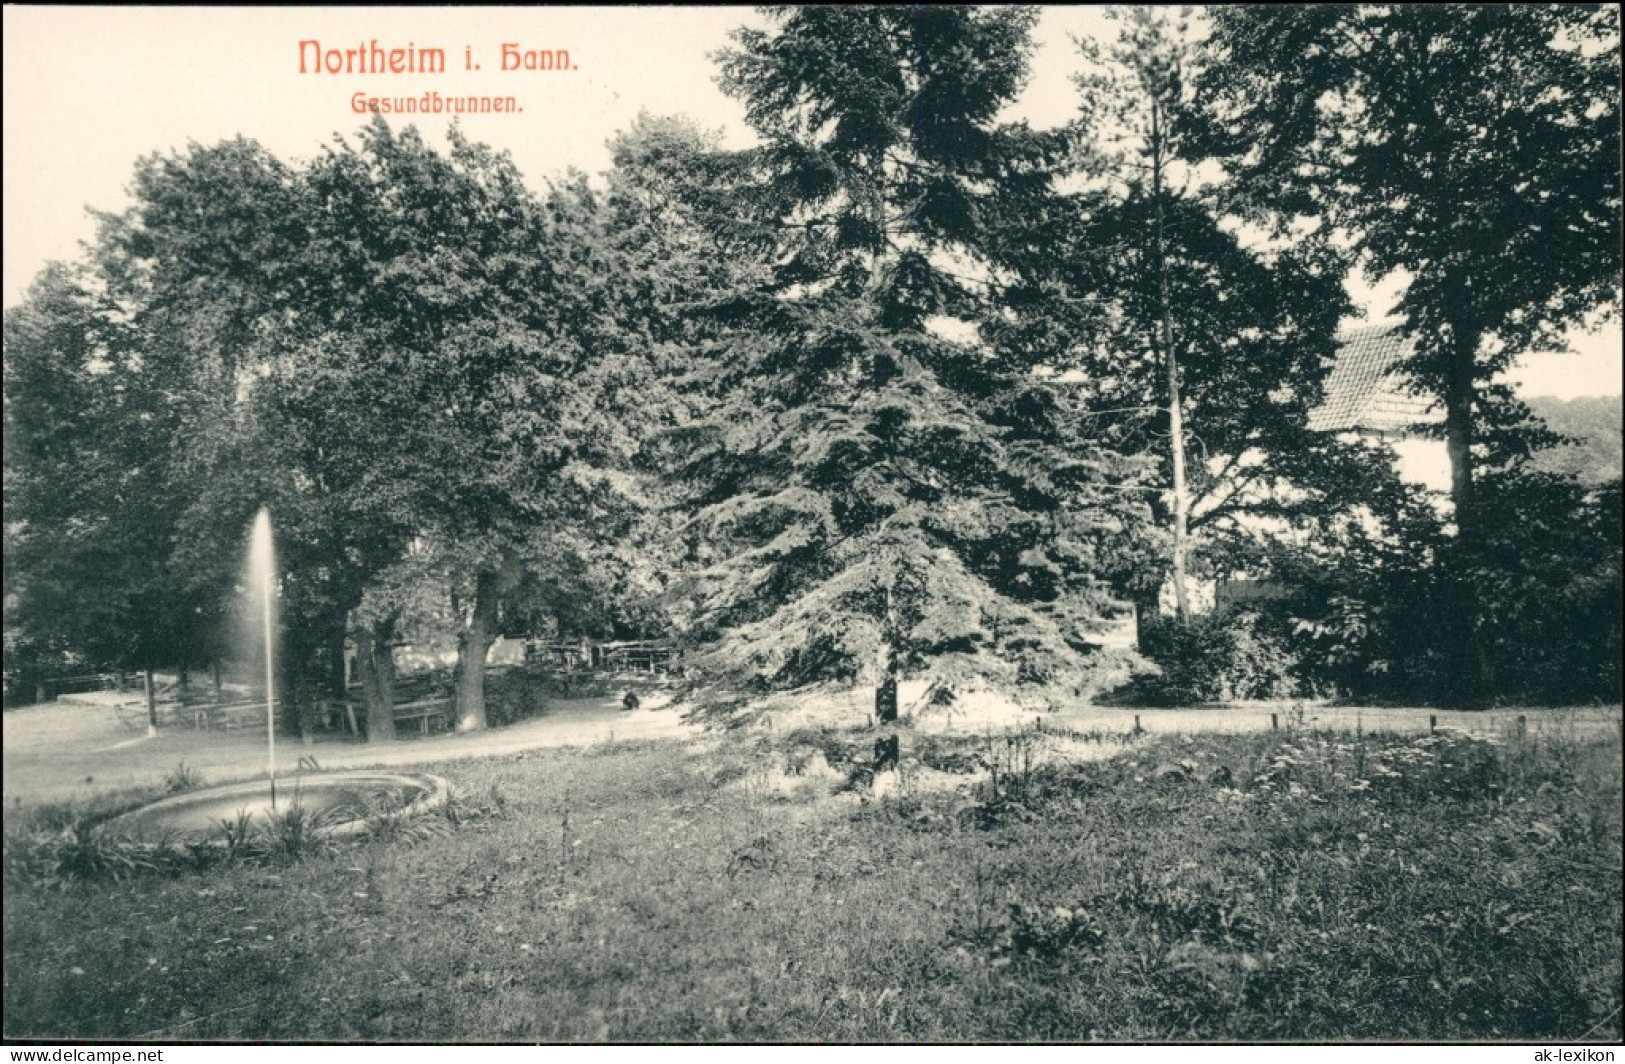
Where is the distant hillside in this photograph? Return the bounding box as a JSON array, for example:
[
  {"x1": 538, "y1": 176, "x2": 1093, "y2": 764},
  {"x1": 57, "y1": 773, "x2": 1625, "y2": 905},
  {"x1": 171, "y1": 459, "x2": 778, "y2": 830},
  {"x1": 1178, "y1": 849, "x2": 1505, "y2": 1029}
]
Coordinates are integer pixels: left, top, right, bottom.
[{"x1": 1524, "y1": 394, "x2": 1623, "y2": 484}]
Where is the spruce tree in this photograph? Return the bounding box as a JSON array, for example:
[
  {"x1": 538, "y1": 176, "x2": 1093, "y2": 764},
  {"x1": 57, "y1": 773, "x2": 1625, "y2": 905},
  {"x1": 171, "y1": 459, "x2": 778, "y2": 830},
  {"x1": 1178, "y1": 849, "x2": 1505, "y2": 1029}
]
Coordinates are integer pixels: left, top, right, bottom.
[{"x1": 672, "y1": 8, "x2": 1147, "y2": 707}]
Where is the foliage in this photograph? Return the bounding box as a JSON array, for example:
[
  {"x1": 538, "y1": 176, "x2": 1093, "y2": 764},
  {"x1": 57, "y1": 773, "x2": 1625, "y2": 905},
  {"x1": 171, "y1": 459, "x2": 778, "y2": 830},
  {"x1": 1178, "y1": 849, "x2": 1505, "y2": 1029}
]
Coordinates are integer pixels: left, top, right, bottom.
[
  {"x1": 1524, "y1": 395, "x2": 1624, "y2": 486},
  {"x1": 1466, "y1": 473, "x2": 1622, "y2": 703},
  {"x1": 6, "y1": 11, "x2": 1619, "y2": 718},
  {"x1": 5, "y1": 119, "x2": 676, "y2": 733},
  {"x1": 1198, "y1": 5, "x2": 1623, "y2": 699},
  {"x1": 986, "y1": 9, "x2": 1395, "y2": 626},
  {"x1": 162, "y1": 763, "x2": 205, "y2": 794},
  {"x1": 1, "y1": 778, "x2": 494, "y2": 891},
  {"x1": 482, "y1": 668, "x2": 552, "y2": 729},
  {"x1": 1200, "y1": 6, "x2": 1621, "y2": 376},
  {"x1": 3, "y1": 263, "x2": 218, "y2": 676},
  {"x1": 1284, "y1": 459, "x2": 1620, "y2": 705},
  {"x1": 1130, "y1": 610, "x2": 1304, "y2": 706},
  {"x1": 667, "y1": 7, "x2": 1148, "y2": 693}
]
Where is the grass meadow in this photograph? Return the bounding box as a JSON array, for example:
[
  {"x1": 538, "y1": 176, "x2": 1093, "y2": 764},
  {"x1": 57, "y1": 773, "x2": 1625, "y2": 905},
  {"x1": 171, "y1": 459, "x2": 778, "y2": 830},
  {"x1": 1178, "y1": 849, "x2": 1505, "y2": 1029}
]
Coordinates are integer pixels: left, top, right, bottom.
[{"x1": 4, "y1": 711, "x2": 1621, "y2": 1042}]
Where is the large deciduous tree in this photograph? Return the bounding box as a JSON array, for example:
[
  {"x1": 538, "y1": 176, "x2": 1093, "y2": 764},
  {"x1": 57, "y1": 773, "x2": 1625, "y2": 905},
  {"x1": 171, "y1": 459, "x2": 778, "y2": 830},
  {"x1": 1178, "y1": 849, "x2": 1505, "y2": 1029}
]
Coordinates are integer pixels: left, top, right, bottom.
[
  {"x1": 100, "y1": 136, "x2": 417, "y2": 737},
  {"x1": 291, "y1": 120, "x2": 650, "y2": 733},
  {"x1": 8, "y1": 121, "x2": 665, "y2": 736},
  {"x1": 1198, "y1": 5, "x2": 1622, "y2": 700},
  {"x1": 4, "y1": 264, "x2": 206, "y2": 708},
  {"x1": 991, "y1": 10, "x2": 1394, "y2": 650},
  {"x1": 7, "y1": 137, "x2": 316, "y2": 719}
]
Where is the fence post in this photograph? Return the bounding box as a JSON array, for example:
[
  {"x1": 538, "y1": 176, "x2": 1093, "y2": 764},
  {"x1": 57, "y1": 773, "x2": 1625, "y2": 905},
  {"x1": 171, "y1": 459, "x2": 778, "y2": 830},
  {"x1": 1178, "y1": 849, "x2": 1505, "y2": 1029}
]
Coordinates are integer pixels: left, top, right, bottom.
[
  {"x1": 1270, "y1": 712, "x2": 1278, "y2": 732},
  {"x1": 1429, "y1": 714, "x2": 1437, "y2": 735}
]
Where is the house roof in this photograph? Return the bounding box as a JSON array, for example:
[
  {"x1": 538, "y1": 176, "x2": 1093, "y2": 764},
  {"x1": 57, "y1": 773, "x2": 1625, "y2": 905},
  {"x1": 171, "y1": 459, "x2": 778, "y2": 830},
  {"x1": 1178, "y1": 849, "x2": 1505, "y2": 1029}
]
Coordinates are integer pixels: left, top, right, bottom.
[{"x1": 1307, "y1": 322, "x2": 1444, "y2": 434}]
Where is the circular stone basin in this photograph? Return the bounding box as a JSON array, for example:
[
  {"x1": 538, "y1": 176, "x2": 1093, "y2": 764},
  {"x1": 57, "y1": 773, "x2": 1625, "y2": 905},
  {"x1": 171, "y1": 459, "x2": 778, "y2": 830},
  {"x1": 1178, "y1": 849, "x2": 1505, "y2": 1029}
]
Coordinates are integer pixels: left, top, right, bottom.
[{"x1": 99, "y1": 772, "x2": 450, "y2": 842}]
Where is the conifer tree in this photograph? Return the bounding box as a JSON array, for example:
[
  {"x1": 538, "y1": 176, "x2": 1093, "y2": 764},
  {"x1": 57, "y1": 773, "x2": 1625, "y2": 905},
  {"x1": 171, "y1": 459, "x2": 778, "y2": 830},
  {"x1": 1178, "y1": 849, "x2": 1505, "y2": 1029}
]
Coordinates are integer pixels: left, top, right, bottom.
[{"x1": 672, "y1": 7, "x2": 1147, "y2": 707}]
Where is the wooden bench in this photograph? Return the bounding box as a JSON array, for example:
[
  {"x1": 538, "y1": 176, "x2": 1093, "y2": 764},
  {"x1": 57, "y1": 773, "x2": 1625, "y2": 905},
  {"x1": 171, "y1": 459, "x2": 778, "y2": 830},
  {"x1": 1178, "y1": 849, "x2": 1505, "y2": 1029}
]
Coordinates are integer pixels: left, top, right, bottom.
[
  {"x1": 392, "y1": 698, "x2": 453, "y2": 735},
  {"x1": 110, "y1": 696, "x2": 268, "y2": 732},
  {"x1": 206, "y1": 701, "x2": 276, "y2": 732},
  {"x1": 46, "y1": 673, "x2": 116, "y2": 699},
  {"x1": 339, "y1": 696, "x2": 454, "y2": 736}
]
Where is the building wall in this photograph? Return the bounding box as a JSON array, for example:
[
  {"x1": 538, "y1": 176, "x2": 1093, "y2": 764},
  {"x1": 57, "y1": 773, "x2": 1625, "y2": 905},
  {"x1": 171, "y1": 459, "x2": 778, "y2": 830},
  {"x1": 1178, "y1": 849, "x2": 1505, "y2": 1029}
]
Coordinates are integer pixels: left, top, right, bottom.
[{"x1": 1388, "y1": 436, "x2": 1452, "y2": 494}]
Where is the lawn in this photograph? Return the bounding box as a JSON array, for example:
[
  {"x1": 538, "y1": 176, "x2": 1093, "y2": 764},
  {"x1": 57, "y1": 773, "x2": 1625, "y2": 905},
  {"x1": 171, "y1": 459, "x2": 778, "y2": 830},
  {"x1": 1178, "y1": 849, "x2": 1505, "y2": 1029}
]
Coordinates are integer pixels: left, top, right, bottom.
[{"x1": 4, "y1": 711, "x2": 1621, "y2": 1042}]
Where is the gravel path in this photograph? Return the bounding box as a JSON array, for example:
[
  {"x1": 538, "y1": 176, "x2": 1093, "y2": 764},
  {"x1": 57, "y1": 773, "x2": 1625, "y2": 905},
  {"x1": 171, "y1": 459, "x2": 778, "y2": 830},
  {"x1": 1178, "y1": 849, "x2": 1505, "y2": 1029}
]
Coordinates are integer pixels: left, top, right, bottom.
[
  {"x1": 5, "y1": 690, "x2": 1617, "y2": 810},
  {"x1": 3, "y1": 694, "x2": 693, "y2": 808}
]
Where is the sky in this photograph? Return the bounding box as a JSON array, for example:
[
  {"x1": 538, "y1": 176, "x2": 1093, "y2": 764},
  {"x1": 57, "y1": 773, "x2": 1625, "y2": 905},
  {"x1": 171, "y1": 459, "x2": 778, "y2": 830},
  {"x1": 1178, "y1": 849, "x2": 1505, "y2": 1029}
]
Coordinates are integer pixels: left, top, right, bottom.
[{"x1": 4, "y1": 6, "x2": 1618, "y2": 399}]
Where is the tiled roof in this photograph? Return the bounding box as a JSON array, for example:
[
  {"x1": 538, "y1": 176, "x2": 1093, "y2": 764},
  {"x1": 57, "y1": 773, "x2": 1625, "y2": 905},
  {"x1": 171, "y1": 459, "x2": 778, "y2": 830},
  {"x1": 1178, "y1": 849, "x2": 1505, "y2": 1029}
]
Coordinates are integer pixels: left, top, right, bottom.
[{"x1": 1307, "y1": 322, "x2": 1443, "y2": 435}]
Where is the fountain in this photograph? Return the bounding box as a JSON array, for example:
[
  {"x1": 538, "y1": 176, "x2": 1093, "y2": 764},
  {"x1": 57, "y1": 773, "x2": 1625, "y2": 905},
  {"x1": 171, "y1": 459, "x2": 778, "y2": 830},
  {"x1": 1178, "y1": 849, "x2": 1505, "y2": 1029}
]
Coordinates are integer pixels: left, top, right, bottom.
[
  {"x1": 101, "y1": 771, "x2": 452, "y2": 841},
  {"x1": 98, "y1": 508, "x2": 450, "y2": 846}
]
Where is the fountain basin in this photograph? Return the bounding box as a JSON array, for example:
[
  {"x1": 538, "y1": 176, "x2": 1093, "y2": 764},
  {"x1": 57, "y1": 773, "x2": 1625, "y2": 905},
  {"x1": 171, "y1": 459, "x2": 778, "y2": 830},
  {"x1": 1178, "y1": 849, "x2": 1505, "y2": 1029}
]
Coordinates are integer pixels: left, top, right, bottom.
[{"x1": 98, "y1": 772, "x2": 451, "y2": 842}]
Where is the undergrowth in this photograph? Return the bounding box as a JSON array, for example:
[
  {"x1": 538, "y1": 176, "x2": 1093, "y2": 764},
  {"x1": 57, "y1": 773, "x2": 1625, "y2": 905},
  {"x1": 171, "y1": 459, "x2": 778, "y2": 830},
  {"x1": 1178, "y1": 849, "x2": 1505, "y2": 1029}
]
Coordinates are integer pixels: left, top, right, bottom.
[{"x1": 4, "y1": 722, "x2": 1619, "y2": 1042}]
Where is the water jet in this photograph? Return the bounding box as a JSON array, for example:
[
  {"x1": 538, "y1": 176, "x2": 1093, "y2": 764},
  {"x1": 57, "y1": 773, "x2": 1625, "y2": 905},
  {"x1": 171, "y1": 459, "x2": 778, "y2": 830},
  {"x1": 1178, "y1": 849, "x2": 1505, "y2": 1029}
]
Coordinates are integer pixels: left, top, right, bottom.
[{"x1": 250, "y1": 507, "x2": 277, "y2": 808}]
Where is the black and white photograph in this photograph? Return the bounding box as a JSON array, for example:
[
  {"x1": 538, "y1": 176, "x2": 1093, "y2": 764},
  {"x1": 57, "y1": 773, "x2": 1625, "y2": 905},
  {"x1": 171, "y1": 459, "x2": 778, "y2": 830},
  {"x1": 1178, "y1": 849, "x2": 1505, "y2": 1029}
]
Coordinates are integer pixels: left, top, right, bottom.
[{"x1": 3, "y1": 4, "x2": 1621, "y2": 1049}]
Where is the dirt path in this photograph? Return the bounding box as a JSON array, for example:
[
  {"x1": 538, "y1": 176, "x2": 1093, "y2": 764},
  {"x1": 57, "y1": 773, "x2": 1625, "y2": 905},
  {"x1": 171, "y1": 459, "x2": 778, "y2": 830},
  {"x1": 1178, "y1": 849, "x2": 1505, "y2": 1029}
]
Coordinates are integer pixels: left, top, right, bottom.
[
  {"x1": 5, "y1": 691, "x2": 1618, "y2": 810},
  {"x1": 3, "y1": 694, "x2": 694, "y2": 808},
  {"x1": 943, "y1": 700, "x2": 1623, "y2": 740}
]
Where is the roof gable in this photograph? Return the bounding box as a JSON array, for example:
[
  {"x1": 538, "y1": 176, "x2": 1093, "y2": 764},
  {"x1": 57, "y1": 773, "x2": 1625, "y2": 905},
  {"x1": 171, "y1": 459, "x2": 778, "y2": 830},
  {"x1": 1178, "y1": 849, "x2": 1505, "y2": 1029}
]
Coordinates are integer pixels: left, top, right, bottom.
[{"x1": 1307, "y1": 323, "x2": 1443, "y2": 434}]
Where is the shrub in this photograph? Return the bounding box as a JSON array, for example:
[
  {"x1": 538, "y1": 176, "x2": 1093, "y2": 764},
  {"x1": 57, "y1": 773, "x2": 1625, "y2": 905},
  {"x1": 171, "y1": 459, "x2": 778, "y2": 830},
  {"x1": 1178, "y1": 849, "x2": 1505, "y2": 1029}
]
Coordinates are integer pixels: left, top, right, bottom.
[
  {"x1": 163, "y1": 762, "x2": 205, "y2": 793},
  {"x1": 1132, "y1": 611, "x2": 1303, "y2": 705},
  {"x1": 484, "y1": 668, "x2": 551, "y2": 727},
  {"x1": 1286, "y1": 470, "x2": 1622, "y2": 705}
]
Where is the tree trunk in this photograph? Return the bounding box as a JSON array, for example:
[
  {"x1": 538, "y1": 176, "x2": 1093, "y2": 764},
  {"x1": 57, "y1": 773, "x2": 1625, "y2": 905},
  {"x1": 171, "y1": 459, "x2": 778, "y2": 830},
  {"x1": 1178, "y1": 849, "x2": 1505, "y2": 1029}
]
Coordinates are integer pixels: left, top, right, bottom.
[
  {"x1": 1441, "y1": 325, "x2": 1491, "y2": 706},
  {"x1": 455, "y1": 569, "x2": 500, "y2": 733},
  {"x1": 360, "y1": 617, "x2": 398, "y2": 743},
  {"x1": 1166, "y1": 330, "x2": 1192, "y2": 624},
  {"x1": 144, "y1": 666, "x2": 159, "y2": 738},
  {"x1": 210, "y1": 658, "x2": 223, "y2": 703},
  {"x1": 1443, "y1": 329, "x2": 1477, "y2": 543},
  {"x1": 328, "y1": 631, "x2": 348, "y2": 701},
  {"x1": 875, "y1": 671, "x2": 899, "y2": 724},
  {"x1": 876, "y1": 585, "x2": 899, "y2": 723},
  {"x1": 1152, "y1": 104, "x2": 1192, "y2": 624},
  {"x1": 354, "y1": 636, "x2": 376, "y2": 736}
]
